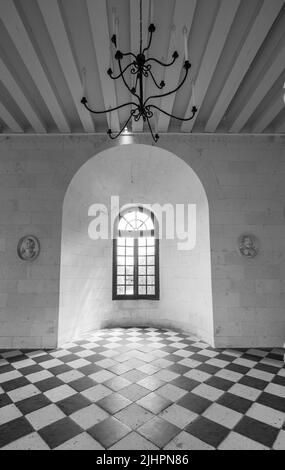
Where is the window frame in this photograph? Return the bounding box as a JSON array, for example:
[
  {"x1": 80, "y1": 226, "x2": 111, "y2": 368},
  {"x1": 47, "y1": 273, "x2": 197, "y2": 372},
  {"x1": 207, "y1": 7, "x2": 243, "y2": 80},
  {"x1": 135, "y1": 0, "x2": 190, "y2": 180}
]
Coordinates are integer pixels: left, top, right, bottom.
[{"x1": 112, "y1": 209, "x2": 160, "y2": 301}]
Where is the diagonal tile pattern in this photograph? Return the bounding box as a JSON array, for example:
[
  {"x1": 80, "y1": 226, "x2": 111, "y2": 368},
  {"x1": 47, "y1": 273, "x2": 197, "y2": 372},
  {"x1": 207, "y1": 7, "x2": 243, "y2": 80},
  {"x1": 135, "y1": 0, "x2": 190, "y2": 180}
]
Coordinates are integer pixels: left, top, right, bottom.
[{"x1": 0, "y1": 327, "x2": 284, "y2": 450}]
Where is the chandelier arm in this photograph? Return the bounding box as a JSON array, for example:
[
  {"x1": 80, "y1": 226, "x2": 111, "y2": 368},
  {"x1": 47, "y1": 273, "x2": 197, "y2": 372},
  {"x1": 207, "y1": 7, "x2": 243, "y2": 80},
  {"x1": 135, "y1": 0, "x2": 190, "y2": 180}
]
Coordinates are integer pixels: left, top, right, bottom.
[
  {"x1": 107, "y1": 110, "x2": 135, "y2": 139},
  {"x1": 147, "y1": 69, "x2": 165, "y2": 89},
  {"x1": 109, "y1": 61, "x2": 135, "y2": 80},
  {"x1": 121, "y1": 52, "x2": 137, "y2": 60},
  {"x1": 142, "y1": 28, "x2": 154, "y2": 55},
  {"x1": 118, "y1": 58, "x2": 140, "y2": 101},
  {"x1": 145, "y1": 55, "x2": 177, "y2": 68},
  {"x1": 81, "y1": 98, "x2": 137, "y2": 114},
  {"x1": 146, "y1": 115, "x2": 159, "y2": 142},
  {"x1": 143, "y1": 62, "x2": 190, "y2": 106},
  {"x1": 148, "y1": 104, "x2": 198, "y2": 121}
]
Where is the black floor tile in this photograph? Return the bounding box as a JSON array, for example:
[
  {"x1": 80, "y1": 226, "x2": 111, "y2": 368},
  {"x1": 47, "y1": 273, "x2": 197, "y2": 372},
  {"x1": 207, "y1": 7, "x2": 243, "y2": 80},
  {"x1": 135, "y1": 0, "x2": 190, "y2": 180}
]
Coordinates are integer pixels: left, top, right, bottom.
[
  {"x1": 225, "y1": 363, "x2": 250, "y2": 375},
  {"x1": 238, "y1": 375, "x2": 268, "y2": 390},
  {"x1": 0, "y1": 417, "x2": 34, "y2": 448},
  {"x1": 69, "y1": 376, "x2": 97, "y2": 392},
  {"x1": 16, "y1": 393, "x2": 51, "y2": 414},
  {"x1": 205, "y1": 376, "x2": 233, "y2": 391},
  {"x1": 234, "y1": 416, "x2": 279, "y2": 448},
  {"x1": 217, "y1": 392, "x2": 252, "y2": 414},
  {"x1": 257, "y1": 392, "x2": 285, "y2": 413},
  {"x1": 177, "y1": 392, "x2": 212, "y2": 414},
  {"x1": 138, "y1": 416, "x2": 180, "y2": 448},
  {"x1": 1, "y1": 376, "x2": 30, "y2": 392},
  {"x1": 35, "y1": 377, "x2": 64, "y2": 392},
  {"x1": 78, "y1": 364, "x2": 103, "y2": 376},
  {"x1": 170, "y1": 376, "x2": 200, "y2": 392},
  {"x1": 57, "y1": 394, "x2": 91, "y2": 416},
  {"x1": 185, "y1": 416, "x2": 228, "y2": 448},
  {"x1": 88, "y1": 417, "x2": 130, "y2": 448},
  {"x1": 39, "y1": 417, "x2": 83, "y2": 449},
  {"x1": 0, "y1": 393, "x2": 13, "y2": 408}
]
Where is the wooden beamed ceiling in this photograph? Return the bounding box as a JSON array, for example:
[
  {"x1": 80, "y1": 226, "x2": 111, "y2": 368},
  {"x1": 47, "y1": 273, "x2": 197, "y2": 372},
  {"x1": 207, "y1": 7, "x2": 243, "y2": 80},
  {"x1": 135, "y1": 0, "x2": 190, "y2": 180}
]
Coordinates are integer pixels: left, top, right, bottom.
[{"x1": 0, "y1": 0, "x2": 284, "y2": 135}]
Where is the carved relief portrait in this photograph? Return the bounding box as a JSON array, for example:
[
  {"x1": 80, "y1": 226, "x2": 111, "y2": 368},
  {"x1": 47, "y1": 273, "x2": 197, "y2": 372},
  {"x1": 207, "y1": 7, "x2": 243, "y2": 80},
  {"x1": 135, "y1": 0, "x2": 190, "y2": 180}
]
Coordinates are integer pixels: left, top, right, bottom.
[
  {"x1": 238, "y1": 234, "x2": 259, "y2": 259},
  {"x1": 17, "y1": 235, "x2": 40, "y2": 261}
]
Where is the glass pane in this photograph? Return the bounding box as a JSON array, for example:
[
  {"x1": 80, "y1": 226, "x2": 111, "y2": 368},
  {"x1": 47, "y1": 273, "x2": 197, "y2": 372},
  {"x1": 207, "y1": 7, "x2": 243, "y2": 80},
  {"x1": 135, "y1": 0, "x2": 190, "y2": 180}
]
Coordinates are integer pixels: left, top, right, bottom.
[
  {"x1": 117, "y1": 266, "x2": 125, "y2": 275},
  {"x1": 126, "y1": 286, "x2": 134, "y2": 295},
  {"x1": 126, "y1": 256, "x2": 134, "y2": 265},
  {"x1": 117, "y1": 276, "x2": 125, "y2": 285},
  {"x1": 145, "y1": 217, "x2": 154, "y2": 230},
  {"x1": 138, "y1": 238, "x2": 146, "y2": 246},
  {"x1": 117, "y1": 237, "x2": 126, "y2": 246},
  {"x1": 139, "y1": 286, "x2": 146, "y2": 295},
  {"x1": 147, "y1": 246, "x2": 155, "y2": 255},
  {"x1": 126, "y1": 266, "x2": 133, "y2": 275},
  {"x1": 138, "y1": 246, "x2": 146, "y2": 256},
  {"x1": 147, "y1": 266, "x2": 154, "y2": 275},
  {"x1": 147, "y1": 286, "x2": 155, "y2": 295},
  {"x1": 126, "y1": 276, "x2": 133, "y2": 285},
  {"x1": 117, "y1": 286, "x2": 125, "y2": 295},
  {"x1": 139, "y1": 276, "x2": 146, "y2": 285},
  {"x1": 138, "y1": 257, "x2": 146, "y2": 266},
  {"x1": 126, "y1": 247, "x2": 133, "y2": 256},
  {"x1": 147, "y1": 256, "x2": 155, "y2": 265},
  {"x1": 147, "y1": 237, "x2": 155, "y2": 246},
  {"x1": 147, "y1": 276, "x2": 155, "y2": 285},
  {"x1": 117, "y1": 246, "x2": 125, "y2": 256},
  {"x1": 117, "y1": 257, "x2": 125, "y2": 266},
  {"x1": 139, "y1": 266, "x2": 146, "y2": 275},
  {"x1": 126, "y1": 238, "x2": 134, "y2": 246}
]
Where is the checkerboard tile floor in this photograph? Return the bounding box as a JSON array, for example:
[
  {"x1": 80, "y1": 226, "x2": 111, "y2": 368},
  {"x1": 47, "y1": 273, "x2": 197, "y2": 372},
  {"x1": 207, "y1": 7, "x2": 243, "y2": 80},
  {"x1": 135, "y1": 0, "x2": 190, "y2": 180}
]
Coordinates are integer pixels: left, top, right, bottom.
[{"x1": 0, "y1": 328, "x2": 284, "y2": 450}]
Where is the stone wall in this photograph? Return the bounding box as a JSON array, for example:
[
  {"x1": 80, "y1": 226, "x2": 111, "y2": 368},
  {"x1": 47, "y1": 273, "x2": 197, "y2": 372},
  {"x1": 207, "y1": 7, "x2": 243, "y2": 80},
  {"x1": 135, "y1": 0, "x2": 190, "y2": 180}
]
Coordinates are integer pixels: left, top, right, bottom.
[{"x1": 0, "y1": 133, "x2": 284, "y2": 349}]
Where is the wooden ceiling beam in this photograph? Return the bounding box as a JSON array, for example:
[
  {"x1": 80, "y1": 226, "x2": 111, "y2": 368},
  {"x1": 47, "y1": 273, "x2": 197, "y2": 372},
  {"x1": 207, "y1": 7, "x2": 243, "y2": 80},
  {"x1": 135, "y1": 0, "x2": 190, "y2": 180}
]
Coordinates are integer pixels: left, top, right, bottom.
[
  {"x1": 181, "y1": 0, "x2": 241, "y2": 133},
  {"x1": 1, "y1": 0, "x2": 70, "y2": 133},
  {"x1": 157, "y1": 0, "x2": 196, "y2": 133},
  {"x1": 38, "y1": 0, "x2": 95, "y2": 133},
  {"x1": 230, "y1": 44, "x2": 285, "y2": 133},
  {"x1": 86, "y1": 0, "x2": 120, "y2": 133},
  {"x1": 0, "y1": 101, "x2": 23, "y2": 133},
  {"x1": 205, "y1": 0, "x2": 284, "y2": 133},
  {"x1": 0, "y1": 57, "x2": 46, "y2": 133}
]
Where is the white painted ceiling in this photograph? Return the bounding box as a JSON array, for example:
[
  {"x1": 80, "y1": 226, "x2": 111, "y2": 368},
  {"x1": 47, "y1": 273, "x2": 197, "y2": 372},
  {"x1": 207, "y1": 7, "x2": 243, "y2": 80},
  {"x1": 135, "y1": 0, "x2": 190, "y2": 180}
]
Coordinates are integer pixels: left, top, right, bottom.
[{"x1": 0, "y1": 0, "x2": 284, "y2": 135}]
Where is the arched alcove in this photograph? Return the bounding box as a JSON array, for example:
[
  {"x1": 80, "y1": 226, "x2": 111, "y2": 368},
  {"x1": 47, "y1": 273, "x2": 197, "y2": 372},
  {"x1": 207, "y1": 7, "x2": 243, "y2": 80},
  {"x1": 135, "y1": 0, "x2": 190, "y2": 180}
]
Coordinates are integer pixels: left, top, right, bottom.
[{"x1": 58, "y1": 144, "x2": 214, "y2": 346}]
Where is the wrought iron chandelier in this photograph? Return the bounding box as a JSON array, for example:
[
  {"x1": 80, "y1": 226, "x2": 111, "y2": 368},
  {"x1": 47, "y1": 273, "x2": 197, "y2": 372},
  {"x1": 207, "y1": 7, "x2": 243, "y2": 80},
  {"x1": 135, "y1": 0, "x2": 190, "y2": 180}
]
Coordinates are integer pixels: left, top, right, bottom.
[{"x1": 81, "y1": 0, "x2": 198, "y2": 142}]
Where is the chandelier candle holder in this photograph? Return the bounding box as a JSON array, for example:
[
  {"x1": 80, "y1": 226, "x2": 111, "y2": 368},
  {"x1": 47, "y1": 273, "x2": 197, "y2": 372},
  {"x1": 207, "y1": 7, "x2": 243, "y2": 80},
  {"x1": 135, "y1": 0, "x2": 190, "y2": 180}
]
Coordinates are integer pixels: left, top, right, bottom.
[{"x1": 81, "y1": 0, "x2": 198, "y2": 142}]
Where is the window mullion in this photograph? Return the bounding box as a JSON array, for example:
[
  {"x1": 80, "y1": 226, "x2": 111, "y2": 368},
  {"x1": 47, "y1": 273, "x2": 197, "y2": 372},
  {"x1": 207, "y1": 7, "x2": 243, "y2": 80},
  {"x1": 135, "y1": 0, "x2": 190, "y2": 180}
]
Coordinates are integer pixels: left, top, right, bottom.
[{"x1": 134, "y1": 238, "x2": 138, "y2": 298}]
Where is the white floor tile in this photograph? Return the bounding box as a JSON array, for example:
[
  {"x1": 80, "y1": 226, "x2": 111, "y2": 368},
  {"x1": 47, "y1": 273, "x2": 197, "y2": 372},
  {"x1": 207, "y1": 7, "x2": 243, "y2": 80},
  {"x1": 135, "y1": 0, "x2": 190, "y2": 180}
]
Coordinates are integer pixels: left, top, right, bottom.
[
  {"x1": 0, "y1": 403, "x2": 22, "y2": 425},
  {"x1": 54, "y1": 432, "x2": 104, "y2": 450},
  {"x1": 8, "y1": 384, "x2": 40, "y2": 402},
  {"x1": 191, "y1": 383, "x2": 224, "y2": 401},
  {"x1": 81, "y1": 384, "x2": 112, "y2": 402},
  {"x1": 44, "y1": 384, "x2": 76, "y2": 403},
  {"x1": 165, "y1": 431, "x2": 214, "y2": 450},
  {"x1": 228, "y1": 383, "x2": 262, "y2": 401},
  {"x1": 26, "y1": 404, "x2": 65, "y2": 430},
  {"x1": 26, "y1": 370, "x2": 53, "y2": 383},
  {"x1": 218, "y1": 431, "x2": 269, "y2": 450},
  {"x1": 70, "y1": 404, "x2": 109, "y2": 429},
  {"x1": 273, "y1": 430, "x2": 285, "y2": 450},
  {"x1": 110, "y1": 432, "x2": 158, "y2": 450},
  {"x1": 159, "y1": 404, "x2": 198, "y2": 428},
  {"x1": 264, "y1": 383, "x2": 285, "y2": 399},
  {"x1": 156, "y1": 384, "x2": 187, "y2": 402},
  {"x1": 246, "y1": 403, "x2": 285, "y2": 428},
  {"x1": 203, "y1": 403, "x2": 242, "y2": 429},
  {"x1": 1, "y1": 432, "x2": 50, "y2": 450}
]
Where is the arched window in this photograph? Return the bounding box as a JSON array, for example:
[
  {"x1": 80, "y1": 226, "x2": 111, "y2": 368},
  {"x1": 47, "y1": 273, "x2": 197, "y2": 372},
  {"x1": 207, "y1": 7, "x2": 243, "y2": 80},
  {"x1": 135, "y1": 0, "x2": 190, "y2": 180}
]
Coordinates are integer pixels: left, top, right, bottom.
[{"x1": 113, "y1": 207, "x2": 159, "y2": 299}]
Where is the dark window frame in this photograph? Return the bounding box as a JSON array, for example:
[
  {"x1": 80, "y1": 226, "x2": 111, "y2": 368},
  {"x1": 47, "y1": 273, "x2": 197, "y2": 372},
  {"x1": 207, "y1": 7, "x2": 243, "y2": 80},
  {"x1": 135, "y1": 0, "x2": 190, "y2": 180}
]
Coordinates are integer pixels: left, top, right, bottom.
[{"x1": 112, "y1": 210, "x2": 160, "y2": 300}]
